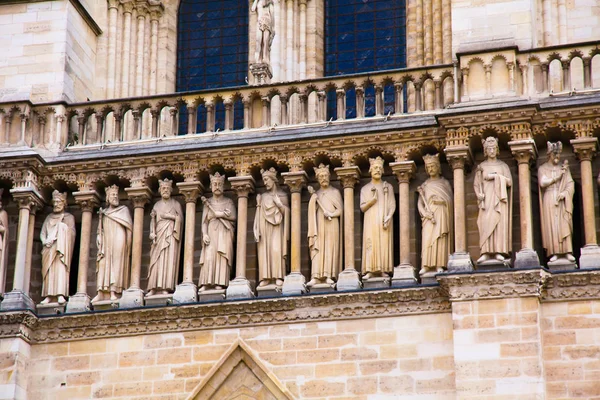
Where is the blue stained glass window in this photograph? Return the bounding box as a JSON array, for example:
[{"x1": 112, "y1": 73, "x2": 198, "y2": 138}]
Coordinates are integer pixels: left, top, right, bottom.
[
  {"x1": 325, "y1": 0, "x2": 406, "y2": 76},
  {"x1": 177, "y1": 0, "x2": 248, "y2": 93}
]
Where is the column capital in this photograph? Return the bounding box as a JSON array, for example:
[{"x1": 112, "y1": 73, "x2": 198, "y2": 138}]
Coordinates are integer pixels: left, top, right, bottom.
[
  {"x1": 73, "y1": 190, "x2": 100, "y2": 212},
  {"x1": 125, "y1": 186, "x2": 152, "y2": 208},
  {"x1": 390, "y1": 161, "x2": 416, "y2": 184},
  {"x1": 10, "y1": 188, "x2": 44, "y2": 211},
  {"x1": 229, "y1": 176, "x2": 256, "y2": 198},
  {"x1": 121, "y1": 0, "x2": 135, "y2": 13},
  {"x1": 571, "y1": 137, "x2": 598, "y2": 162},
  {"x1": 334, "y1": 166, "x2": 361, "y2": 189},
  {"x1": 176, "y1": 181, "x2": 203, "y2": 203},
  {"x1": 108, "y1": 0, "x2": 120, "y2": 9},
  {"x1": 508, "y1": 139, "x2": 538, "y2": 165},
  {"x1": 148, "y1": 3, "x2": 164, "y2": 20},
  {"x1": 282, "y1": 171, "x2": 308, "y2": 193},
  {"x1": 444, "y1": 145, "x2": 473, "y2": 170}
]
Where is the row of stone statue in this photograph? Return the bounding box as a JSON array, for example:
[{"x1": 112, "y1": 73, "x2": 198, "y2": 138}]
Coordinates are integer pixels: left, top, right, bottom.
[{"x1": 0, "y1": 137, "x2": 577, "y2": 305}]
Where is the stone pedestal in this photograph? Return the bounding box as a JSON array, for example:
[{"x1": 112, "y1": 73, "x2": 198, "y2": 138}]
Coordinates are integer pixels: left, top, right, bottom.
[
  {"x1": 579, "y1": 245, "x2": 600, "y2": 269},
  {"x1": 226, "y1": 278, "x2": 255, "y2": 300},
  {"x1": 419, "y1": 272, "x2": 439, "y2": 285},
  {"x1": 119, "y1": 288, "x2": 145, "y2": 309},
  {"x1": 391, "y1": 265, "x2": 417, "y2": 287},
  {"x1": 65, "y1": 293, "x2": 91, "y2": 313},
  {"x1": 447, "y1": 252, "x2": 474, "y2": 272},
  {"x1": 36, "y1": 302, "x2": 65, "y2": 316},
  {"x1": 0, "y1": 290, "x2": 35, "y2": 311},
  {"x1": 282, "y1": 272, "x2": 307, "y2": 296},
  {"x1": 249, "y1": 63, "x2": 273, "y2": 84},
  {"x1": 173, "y1": 282, "x2": 198, "y2": 304},
  {"x1": 256, "y1": 284, "x2": 282, "y2": 298},
  {"x1": 363, "y1": 276, "x2": 391, "y2": 289},
  {"x1": 145, "y1": 294, "x2": 173, "y2": 307},
  {"x1": 198, "y1": 289, "x2": 226, "y2": 302},
  {"x1": 308, "y1": 282, "x2": 336, "y2": 294},
  {"x1": 514, "y1": 248, "x2": 541, "y2": 269},
  {"x1": 336, "y1": 269, "x2": 362, "y2": 292},
  {"x1": 476, "y1": 259, "x2": 511, "y2": 271},
  {"x1": 91, "y1": 299, "x2": 119, "y2": 311},
  {"x1": 547, "y1": 257, "x2": 577, "y2": 271}
]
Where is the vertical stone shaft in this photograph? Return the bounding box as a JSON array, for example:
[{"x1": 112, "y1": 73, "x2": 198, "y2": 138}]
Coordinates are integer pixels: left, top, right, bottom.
[
  {"x1": 121, "y1": 4, "x2": 133, "y2": 97},
  {"x1": 517, "y1": 156, "x2": 534, "y2": 249},
  {"x1": 183, "y1": 202, "x2": 196, "y2": 283},
  {"x1": 106, "y1": 0, "x2": 119, "y2": 98},
  {"x1": 23, "y1": 209, "x2": 36, "y2": 295},
  {"x1": 442, "y1": 0, "x2": 452, "y2": 63},
  {"x1": 423, "y1": 0, "x2": 433, "y2": 65},
  {"x1": 149, "y1": 17, "x2": 159, "y2": 95},
  {"x1": 230, "y1": 177, "x2": 254, "y2": 280},
  {"x1": 581, "y1": 154, "x2": 597, "y2": 245},
  {"x1": 13, "y1": 204, "x2": 31, "y2": 292},
  {"x1": 433, "y1": 0, "x2": 442, "y2": 64},
  {"x1": 126, "y1": 188, "x2": 151, "y2": 290},
  {"x1": 299, "y1": 0, "x2": 307, "y2": 79},
  {"x1": 542, "y1": 0, "x2": 552, "y2": 45},
  {"x1": 290, "y1": 190, "x2": 301, "y2": 273},
  {"x1": 416, "y1": 0, "x2": 424, "y2": 65},
  {"x1": 135, "y1": 11, "x2": 146, "y2": 96},
  {"x1": 286, "y1": 0, "x2": 294, "y2": 81},
  {"x1": 557, "y1": 0, "x2": 566, "y2": 43},
  {"x1": 77, "y1": 207, "x2": 93, "y2": 294},
  {"x1": 451, "y1": 157, "x2": 467, "y2": 253},
  {"x1": 399, "y1": 180, "x2": 410, "y2": 265}
]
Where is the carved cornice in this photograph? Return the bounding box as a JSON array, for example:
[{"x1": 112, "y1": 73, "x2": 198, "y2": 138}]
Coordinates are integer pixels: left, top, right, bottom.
[
  {"x1": 437, "y1": 269, "x2": 551, "y2": 301},
  {"x1": 544, "y1": 270, "x2": 600, "y2": 301}
]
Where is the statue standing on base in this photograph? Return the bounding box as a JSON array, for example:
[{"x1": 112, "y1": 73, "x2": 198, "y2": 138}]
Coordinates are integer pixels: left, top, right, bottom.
[
  {"x1": 93, "y1": 185, "x2": 132, "y2": 302},
  {"x1": 147, "y1": 179, "x2": 183, "y2": 296},
  {"x1": 0, "y1": 189, "x2": 8, "y2": 294},
  {"x1": 199, "y1": 173, "x2": 237, "y2": 291},
  {"x1": 474, "y1": 137, "x2": 513, "y2": 264},
  {"x1": 539, "y1": 141, "x2": 575, "y2": 264},
  {"x1": 360, "y1": 157, "x2": 396, "y2": 279},
  {"x1": 417, "y1": 154, "x2": 453, "y2": 276},
  {"x1": 254, "y1": 168, "x2": 289, "y2": 288},
  {"x1": 307, "y1": 164, "x2": 343, "y2": 287},
  {"x1": 251, "y1": 0, "x2": 275, "y2": 65},
  {"x1": 40, "y1": 191, "x2": 76, "y2": 304}
]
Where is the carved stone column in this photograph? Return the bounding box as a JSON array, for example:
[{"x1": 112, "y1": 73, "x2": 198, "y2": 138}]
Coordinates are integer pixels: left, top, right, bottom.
[
  {"x1": 484, "y1": 64, "x2": 492, "y2": 95},
  {"x1": 445, "y1": 145, "x2": 474, "y2": 272},
  {"x1": 120, "y1": 0, "x2": 134, "y2": 98},
  {"x1": 561, "y1": 60, "x2": 571, "y2": 91},
  {"x1": 336, "y1": 89, "x2": 345, "y2": 121},
  {"x1": 571, "y1": 137, "x2": 600, "y2": 268},
  {"x1": 148, "y1": 4, "x2": 162, "y2": 95},
  {"x1": 134, "y1": 2, "x2": 147, "y2": 97},
  {"x1": 509, "y1": 139, "x2": 541, "y2": 269},
  {"x1": 121, "y1": 185, "x2": 152, "y2": 308},
  {"x1": 67, "y1": 191, "x2": 100, "y2": 313},
  {"x1": 461, "y1": 68, "x2": 469, "y2": 100},
  {"x1": 227, "y1": 176, "x2": 256, "y2": 299},
  {"x1": 22, "y1": 204, "x2": 37, "y2": 297},
  {"x1": 520, "y1": 65, "x2": 529, "y2": 97},
  {"x1": 106, "y1": 0, "x2": 119, "y2": 98},
  {"x1": 390, "y1": 161, "x2": 417, "y2": 286},
  {"x1": 172, "y1": 181, "x2": 203, "y2": 304},
  {"x1": 583, "y1": 57, "x2": 592, "y2": 89},
  {"x1": 281, "y1": 171, "x2": 308, "y2": 295},
  {"x1": 1, "y1": 189, "x2": 43, "y2": 311},
  {"x1": 334, "y1": 166, "x2": 362, "y2": 291},
  {"x1": 394, "y1": 83, "x2": 404, "y2": 114}
]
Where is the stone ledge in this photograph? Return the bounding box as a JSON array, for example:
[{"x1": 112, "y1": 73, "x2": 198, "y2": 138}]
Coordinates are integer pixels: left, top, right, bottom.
[{"x1": 544, "y1": 269, "x2": 600, "y2": 301}]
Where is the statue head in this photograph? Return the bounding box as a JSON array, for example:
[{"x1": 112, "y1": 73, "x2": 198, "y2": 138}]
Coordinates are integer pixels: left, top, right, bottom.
[
  {"x1": 105, "y1": 185, "x2": 120, "y2": 207},
  {"x1": 261, "y1": 168, "x2": 278, "y2": 190},
  {"x1": 52, "y1": 190, "x2": 67, "y2": 213},
  {"x1": 423, "y1": 153, "x2": 441, "y2": 178},
  {"x1": 209, "y1": 172, "x2": 226, "y2": 195},
  {"x1": 482, "y1": 136, "x2": 499, "y2": 159},
  {"x1": 547, "y1": 141, "x2": 563, "y2": 165},
  {"x1": 369, "y1": 157, "x2": 385, "y2": 180},
  {"x1": 158, "y1": 178, "x2": 173, "y2": 200},
  {"x1": 314, "y1": 164, "x2": 331, "y2": 188}
]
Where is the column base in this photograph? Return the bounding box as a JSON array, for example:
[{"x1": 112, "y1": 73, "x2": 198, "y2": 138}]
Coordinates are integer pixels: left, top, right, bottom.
[
  {"x1": 92, "y1": 299, "x2": 120, "y2": 311},
  {"x1": 309, "y1": 282, "x2": 336, "y2": 294},
  {"x1": 547, "y1": 256, "x2": 577, "y2": 271},
  {"x1": 579, "y1": 245, "x2": 600, "y2": 269},
  {"x1": 0, "y1": 290, "x2": 35, "y2": 311},
  {"x1": 36, "y1": 302, "x2": 66, "y2": 316},
  {"x1": 173, "y1": 282, "x2": 198, "y2": 304},
  {"x1": 336, "y1": 269, "x2": 362, "y2": 292},
  {"x1": 256, "y1": 283, "x2": 282, "y2": 298},
  {"x1": 119, "y1": 288, "x2": 145, "y2": 309},
  {"x1": 226, "y1": 278, "x2": 255, "y2": 300},
  {"x1": 391, "y1": 264, "x2": 417, "y2": 287},
  {"x1": 145, "y1": 293, "x2": 173, "y2": 307},
  {"x1": 65, "y1": 293, "x2": 91, "y2": 313},
  {"x1": 514, "y1": 248, "x2": 541, "y2": 269},
  {"x1": 365, "y1": 275, "x2": 392, "y2": 289},
  {"x1": 447, "y1": 252, "x2": 474, "y2": 273},
  {"x1": 282, "y1": 272, "x2": 308, "y2": 296},
  {"x1": 198, "y1": 289, "x2": 226, "y2": 302}
]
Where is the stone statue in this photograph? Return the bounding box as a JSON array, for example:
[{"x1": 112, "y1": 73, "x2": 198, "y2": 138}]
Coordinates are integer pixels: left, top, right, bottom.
[
  {"x1": 199, "y1": 173, "x2": 237, "y2": 291},
  {"x1": 417, "y1": 154, "x2": 453, "y2": 276},
  {"x1": 539, "y1": 141, "x2": 575, "y2": 264},
  {"x1": 40, "y1": 190, "x2": 76, "y2": 304},
  {"x1": 360, "y1": 157, "x2": 396, "y2": 279},
  {"x1": 251, "y1": 0, "x2": 275, "y2": 65},
  {"x1": 93, "y1": 185, "x2": 133, "y2": 302},
  {"x1": 147, "y1": 179, "x2": 183, "y2": 296},
  {"x1": 474, "y1": 136, "x2": 513, "y2": 264},
  {"x1": 254, "y1": 168, "x2": 289, "y2": 287},
  {"x1": 0, "y1": 189, "x2": 8, "y2": 294},
  {"x1": 307, "y1": 164, "x2": 343, "y2": 287}
]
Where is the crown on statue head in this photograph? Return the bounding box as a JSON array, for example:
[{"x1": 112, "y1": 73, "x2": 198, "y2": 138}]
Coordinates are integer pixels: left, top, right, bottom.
[
  {"x1": 313, "y1": 163, "x2": 330, "y2": 177},
  {"x1": 52, "y1": 190, "x2": 67, "y2": 203},
  {"x1": 482, "y1": 136, "x2": 499, "y2": 150},
  {"x1": 159, "y1": 178, "x2": 173, "y2": 189},
  {"x1": 369, "y1": 156, "x2": 385, "y2": 169},
  {"x1": 423, "y1": 153, "x2": 440, "y2": 167},
  {"x1": 105, "y1": 185, "x2": 120, "y2": 196},
  {"x1": 209, "y1": 172, "x2": 226, "y2": 184},
  {"x1": 547, "y1": 141, "x2": 563, "y2": 154},
  {"x1": 260, "y1": 167, "x2": 278, "y2": 180}
]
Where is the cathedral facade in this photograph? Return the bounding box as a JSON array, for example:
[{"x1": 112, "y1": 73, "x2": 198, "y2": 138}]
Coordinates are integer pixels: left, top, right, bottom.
[{"x1": 1, "y1": 0, "x2": 600, "y2": 398}]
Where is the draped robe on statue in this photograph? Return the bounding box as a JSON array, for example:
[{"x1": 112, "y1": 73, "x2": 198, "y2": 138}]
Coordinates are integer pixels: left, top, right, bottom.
[
  {"x1": 474, "y1": 160, "x2": 513, "y2": 255},
  {"x1": 308, "y1": 187, "x2": 343, "y2": 280},
  {"x1": 148, "y1": 198, "x2": 183, "y2": 291},
  {"x1": 0, "y1": 209, "x2": 8, "y2": 291},
  {"x1": 254, "y1": 190, "x2": 290, "y2": 281},
  {"x1": 418, "y1": 178, "x2": 454, "y2": 269},
  {"x1": 539, "y1": 162, "x2": 574, "y2": 257},
  {"x1": 360, "y1": 181, "x2": 396, "y2": 274},
  {"x1": 40, "y1": 212, "x2": 76, "y2": 297},
  {"x1": 97, "y1": 206, "x2": 132, "y2": 293},
  {"x1": 199, "y1": 197, "x2": 236, "y2": 286}
]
